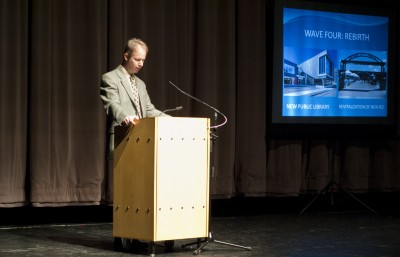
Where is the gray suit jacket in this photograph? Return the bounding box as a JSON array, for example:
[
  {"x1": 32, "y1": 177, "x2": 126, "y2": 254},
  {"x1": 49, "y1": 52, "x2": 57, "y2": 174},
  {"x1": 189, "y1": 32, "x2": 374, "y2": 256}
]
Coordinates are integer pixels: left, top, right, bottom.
[{"x1": 100, "y1": 65, "x2": 166, "y2": 157}]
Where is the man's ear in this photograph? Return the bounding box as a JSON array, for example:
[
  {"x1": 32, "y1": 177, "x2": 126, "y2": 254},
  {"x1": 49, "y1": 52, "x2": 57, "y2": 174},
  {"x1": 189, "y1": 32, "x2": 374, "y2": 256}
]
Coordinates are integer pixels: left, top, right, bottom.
[{"x1": 123, "y1": 52, "x2": 129, "y2": 61}]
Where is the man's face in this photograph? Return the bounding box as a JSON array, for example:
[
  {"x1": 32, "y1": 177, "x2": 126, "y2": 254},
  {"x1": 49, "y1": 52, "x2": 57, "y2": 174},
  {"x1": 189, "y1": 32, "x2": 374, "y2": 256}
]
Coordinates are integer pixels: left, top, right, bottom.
[{"x1": 124, "y1": 45, "x2": 147, "y2": 75}]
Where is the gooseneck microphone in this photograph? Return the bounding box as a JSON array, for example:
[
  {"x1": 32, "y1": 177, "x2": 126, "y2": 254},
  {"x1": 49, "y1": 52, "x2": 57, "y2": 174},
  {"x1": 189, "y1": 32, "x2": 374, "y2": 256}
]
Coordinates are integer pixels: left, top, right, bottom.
[
  {"x1": 168, "y1": 81, "x2": 228, "y2": 129},
  {"x1": 162, "y1": 106, "x2": 183, "y2": 114}
]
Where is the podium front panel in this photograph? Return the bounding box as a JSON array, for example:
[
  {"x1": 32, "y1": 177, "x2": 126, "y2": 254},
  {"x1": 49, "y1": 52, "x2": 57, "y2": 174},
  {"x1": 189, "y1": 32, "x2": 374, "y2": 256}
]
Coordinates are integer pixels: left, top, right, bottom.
[
  {"x1": 155, "y1": 117, "x2": 210, "y2": 240},
  {"x1": 113, "y1": 117, "x2": 210, "y2": 242}
]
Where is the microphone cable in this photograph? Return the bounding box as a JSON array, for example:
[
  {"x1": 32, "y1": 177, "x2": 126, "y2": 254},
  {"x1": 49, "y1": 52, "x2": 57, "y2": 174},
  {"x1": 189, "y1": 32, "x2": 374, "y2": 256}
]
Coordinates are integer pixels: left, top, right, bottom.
[{"x1": 168, "y1": 81, "x2": 228, "y2": 129}]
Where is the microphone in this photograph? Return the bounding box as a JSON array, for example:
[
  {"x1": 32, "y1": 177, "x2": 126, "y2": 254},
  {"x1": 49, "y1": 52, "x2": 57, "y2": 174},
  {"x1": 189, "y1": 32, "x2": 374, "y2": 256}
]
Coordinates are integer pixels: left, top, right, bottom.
[
  {"x1": 162, "y1": 106, "x2": 183, "y2": 114},
  {"x1": 168, "y1": 81, "x2": 228, "y2": 129}
]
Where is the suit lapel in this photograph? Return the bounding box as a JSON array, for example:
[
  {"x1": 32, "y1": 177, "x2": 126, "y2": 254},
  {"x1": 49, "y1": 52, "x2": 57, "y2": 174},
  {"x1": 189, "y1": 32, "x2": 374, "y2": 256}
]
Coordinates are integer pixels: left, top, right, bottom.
[
  {"x1": 136, "y1": 80, "x2": 146, "y2": 117},
  {"x1": 116, "y1": 65, "x2": 143, "y2": 116},
  {"x1": 116, "y1": 66, "x2": 135, "y2": 103}
]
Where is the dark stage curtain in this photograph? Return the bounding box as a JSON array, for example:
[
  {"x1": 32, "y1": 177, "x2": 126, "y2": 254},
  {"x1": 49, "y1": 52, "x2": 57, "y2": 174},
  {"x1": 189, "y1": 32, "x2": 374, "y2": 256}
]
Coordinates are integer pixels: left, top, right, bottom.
[
  {"x1": 0, "y1": 0, "x2": 399, "y2": 207},
  {"x1": 0, "y1": 0, "x2": 28, "y2": 207},
  {"x1": 28, "y1": 0, "x2": 108, "y2": 206}
]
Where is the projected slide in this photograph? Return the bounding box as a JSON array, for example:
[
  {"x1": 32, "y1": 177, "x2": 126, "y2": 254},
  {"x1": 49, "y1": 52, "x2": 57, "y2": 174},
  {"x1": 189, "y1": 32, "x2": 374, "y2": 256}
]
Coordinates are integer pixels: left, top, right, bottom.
[{"x1": 282, "y1": 8, "x2": 388, "y2": 117}]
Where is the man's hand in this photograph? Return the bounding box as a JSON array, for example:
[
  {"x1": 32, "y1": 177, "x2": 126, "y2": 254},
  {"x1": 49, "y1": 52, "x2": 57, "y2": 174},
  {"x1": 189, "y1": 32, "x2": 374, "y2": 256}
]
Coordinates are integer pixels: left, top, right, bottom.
[{"x1": 122, "y1": 115, "x2": 140, "y2": 126}]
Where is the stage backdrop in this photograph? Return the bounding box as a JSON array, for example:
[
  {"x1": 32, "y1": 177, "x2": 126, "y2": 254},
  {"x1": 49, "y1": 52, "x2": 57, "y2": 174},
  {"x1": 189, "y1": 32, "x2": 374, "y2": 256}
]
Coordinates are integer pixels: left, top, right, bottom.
[{"x1": 0, "y1": 0, "x2": 399, "y2": 207}]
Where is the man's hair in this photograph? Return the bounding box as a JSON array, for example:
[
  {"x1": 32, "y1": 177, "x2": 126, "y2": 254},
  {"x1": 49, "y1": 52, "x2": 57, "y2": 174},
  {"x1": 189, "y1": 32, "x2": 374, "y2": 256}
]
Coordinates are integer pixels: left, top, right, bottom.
[{"x1": 124, "y1": 38, "x2": 149, "y2": 57}]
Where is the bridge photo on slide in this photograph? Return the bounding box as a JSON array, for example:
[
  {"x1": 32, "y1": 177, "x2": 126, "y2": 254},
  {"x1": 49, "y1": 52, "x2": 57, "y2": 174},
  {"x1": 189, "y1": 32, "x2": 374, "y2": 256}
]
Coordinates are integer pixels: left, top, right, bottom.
[{"x1": 338, "y1": 52, "x2": 387, "y2": 100}]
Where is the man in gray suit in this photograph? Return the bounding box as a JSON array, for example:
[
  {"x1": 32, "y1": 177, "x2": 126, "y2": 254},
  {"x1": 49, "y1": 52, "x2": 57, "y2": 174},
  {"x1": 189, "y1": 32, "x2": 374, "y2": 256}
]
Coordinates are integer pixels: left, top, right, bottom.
[
  {"x1": 100, "y1": 38, "x2": 168, "y2": 158},
  {"x1": 101, "y1": 38, "x2": 170, "y2": 251}
]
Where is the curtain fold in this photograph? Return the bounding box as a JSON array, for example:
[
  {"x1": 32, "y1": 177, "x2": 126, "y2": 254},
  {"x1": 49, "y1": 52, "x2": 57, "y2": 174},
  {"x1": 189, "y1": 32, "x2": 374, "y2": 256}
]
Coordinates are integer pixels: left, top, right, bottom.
[
  {"x1": 300, "y1": 141, "x2": 331, "y2": 193},
  {"x1": 0, "y1": 0, "x2": 28, "y2": 207},
  {"x1": 234, "y1": 0, "x2": 267, "y2": 197},
  {"x1": 191, "y1": 0, "x2": 237, "y2": 197},
  {"x1": 29, "y1": 0, "x2": 107, "y2": 206}
]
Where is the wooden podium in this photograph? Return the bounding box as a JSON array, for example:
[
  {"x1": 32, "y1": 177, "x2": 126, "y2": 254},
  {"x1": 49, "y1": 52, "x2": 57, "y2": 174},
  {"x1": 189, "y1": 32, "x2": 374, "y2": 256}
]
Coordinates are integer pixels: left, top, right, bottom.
[{"x1": 113, "y1": 117, "x2": 210, "y2": 246}]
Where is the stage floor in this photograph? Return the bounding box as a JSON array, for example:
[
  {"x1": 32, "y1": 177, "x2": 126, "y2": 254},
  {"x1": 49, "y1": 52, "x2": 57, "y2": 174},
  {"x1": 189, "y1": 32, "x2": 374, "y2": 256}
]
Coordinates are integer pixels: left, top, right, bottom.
[{"x1": 1, "y1": 210, "x2": 400, "y2": 257}]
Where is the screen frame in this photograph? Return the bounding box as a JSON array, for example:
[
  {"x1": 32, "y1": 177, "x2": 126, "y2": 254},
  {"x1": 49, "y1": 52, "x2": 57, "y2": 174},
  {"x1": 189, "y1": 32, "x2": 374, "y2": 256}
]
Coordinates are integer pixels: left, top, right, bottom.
[{"x1": 269, "y1": 0, "x2": 398, "y2": 139}]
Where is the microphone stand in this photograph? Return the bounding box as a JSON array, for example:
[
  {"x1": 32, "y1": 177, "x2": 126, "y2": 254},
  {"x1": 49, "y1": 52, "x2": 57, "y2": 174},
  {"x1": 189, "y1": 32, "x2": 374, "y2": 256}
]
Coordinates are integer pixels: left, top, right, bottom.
[{"x1": 182, "y1": 112, "x2": 252, "y2": 255}]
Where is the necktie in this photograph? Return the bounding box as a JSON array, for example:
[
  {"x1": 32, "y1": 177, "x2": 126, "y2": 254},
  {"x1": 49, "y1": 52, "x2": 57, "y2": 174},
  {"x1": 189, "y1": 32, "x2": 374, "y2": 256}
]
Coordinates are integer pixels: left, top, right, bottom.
[{"x1": 130, "y1": 76, "x2": 142, "y2": 118}]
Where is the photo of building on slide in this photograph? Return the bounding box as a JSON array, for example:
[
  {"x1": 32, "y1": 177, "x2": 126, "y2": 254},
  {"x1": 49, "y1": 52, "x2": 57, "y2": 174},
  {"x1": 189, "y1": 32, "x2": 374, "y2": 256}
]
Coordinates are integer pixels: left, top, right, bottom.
[
  {"x1": 283, "y1": 48, "x2": 387, "y2": 100},
  {"x1": 283, "y1": 49, "x2": 338, "y2": 97}
]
